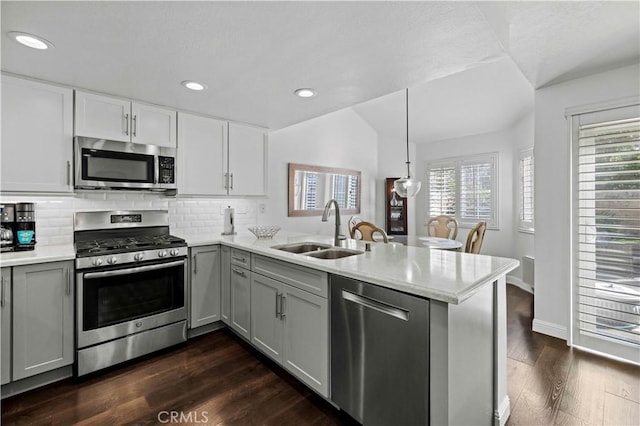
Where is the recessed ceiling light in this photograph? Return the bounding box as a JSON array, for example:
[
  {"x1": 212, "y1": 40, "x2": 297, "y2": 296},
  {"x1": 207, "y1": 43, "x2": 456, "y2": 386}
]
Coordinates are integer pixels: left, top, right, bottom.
[
  {"x1": 8, "y1": 31, "x2": 53, "y2": 50},
  {"x1": 294, "y1": 88, "x2": 317, "y2": 98},
  {"x1": 181, "y1": 80, "x2": 207, "y2": 91}
]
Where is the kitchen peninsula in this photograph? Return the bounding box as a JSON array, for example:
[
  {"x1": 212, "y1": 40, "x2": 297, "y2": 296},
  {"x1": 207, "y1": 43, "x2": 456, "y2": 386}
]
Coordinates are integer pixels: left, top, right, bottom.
[
  {"x1": 194, "y1": 231, "x2": 519, "y2": 426},
  {"x1": 1, "y1": 229, "x2": 517, "y2": 425}
]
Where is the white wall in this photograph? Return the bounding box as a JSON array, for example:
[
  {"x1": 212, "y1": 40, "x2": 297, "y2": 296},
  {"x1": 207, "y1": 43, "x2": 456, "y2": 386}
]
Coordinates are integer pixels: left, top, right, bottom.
[
  {"x1": 263, "y1": 108, "x2": 378, "y2": 236},
  {"x1": 533, "y1": 63, "x2": 640, "y2": 339},
  {"x1": 414, "y1": 128, "x2": 516, "y2": 260}
]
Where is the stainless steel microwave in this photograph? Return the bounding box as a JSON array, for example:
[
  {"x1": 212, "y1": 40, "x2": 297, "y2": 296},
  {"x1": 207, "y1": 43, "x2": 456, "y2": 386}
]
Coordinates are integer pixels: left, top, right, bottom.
[{"x1": 74, "y1": 137, "x2": 177, "y2": 191}]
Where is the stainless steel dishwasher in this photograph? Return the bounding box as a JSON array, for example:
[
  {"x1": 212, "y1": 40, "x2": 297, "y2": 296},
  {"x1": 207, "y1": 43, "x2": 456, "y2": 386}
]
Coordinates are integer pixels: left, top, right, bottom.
[{"x1": 331, "y1": 275, "x2": 430, "y2": 425}]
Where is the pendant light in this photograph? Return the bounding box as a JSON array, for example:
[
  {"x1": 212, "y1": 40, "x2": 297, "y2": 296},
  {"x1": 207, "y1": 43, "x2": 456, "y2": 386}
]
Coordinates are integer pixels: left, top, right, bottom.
[{"x1": 394, "y1": 88, "x2": 422, "y2": 198}]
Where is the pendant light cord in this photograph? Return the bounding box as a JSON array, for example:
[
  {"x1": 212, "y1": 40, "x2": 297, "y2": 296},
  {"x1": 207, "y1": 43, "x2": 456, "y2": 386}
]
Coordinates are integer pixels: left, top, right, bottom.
[{"x1": 405, "y1": 88, "x2": 411, "y2": 178}]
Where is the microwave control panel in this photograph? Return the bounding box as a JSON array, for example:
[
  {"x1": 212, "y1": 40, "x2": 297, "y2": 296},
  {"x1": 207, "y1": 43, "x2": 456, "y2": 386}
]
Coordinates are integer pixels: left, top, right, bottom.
[{"x1": 158, "y1": 156, "x2": 175, "y2": 184}]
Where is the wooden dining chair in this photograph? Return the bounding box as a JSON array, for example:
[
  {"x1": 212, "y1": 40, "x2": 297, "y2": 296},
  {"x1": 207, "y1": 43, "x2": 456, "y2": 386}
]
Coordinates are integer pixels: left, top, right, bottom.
[
  {"x1": 352, "y1": 221, "x2": 389, "y2": 243},
  {"x1": 465, "y1": 221, "x2": 487, "y2": 254},
  {"x1": 348, "y1": 216, "x2": 363, "y2": 238},
  {"x1": 426, "y1": 215, "x2": 459, "y2": 239}
]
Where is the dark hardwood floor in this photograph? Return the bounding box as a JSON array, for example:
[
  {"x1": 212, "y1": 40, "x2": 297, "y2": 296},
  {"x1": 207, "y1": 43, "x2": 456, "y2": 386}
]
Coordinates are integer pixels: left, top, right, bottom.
[
  {"x1": 2, "y1": 285, "x2": 638, "y2": 425},
  {"x1": 505, "y1": 285, "x2": 640, "y2": 426}
]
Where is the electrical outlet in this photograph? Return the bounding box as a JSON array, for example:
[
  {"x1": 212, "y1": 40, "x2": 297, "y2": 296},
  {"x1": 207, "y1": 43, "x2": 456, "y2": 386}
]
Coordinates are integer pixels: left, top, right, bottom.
[{"x1": 259, "y1": 203, "x2": 266, "y2": 214}]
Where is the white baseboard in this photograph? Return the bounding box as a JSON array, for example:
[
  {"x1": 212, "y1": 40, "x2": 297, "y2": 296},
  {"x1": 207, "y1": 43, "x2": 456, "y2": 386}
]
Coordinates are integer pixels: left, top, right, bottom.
[
  {"x1": 506, "y1": 276, "x2": 533, "y2": 293},
  {"x1": 494, "y1": 395, "x2": 511, "y2": 426},
  {"x1": 532, "y1": 319, "x2": 567, "y2": 340}
]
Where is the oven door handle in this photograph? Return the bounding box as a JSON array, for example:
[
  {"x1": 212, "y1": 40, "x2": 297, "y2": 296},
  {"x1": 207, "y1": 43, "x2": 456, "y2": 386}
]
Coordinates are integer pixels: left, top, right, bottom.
[{"x1": 83, "y1": 260, "x2": 185, "y2": 279}]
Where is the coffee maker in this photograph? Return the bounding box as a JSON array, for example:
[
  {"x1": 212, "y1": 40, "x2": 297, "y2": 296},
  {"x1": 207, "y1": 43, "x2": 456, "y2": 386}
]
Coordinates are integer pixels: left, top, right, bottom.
[
  {"x1": 0, "y1": 204, "x2": 15, "y2": 252},
  {"x1": 14, "y1": 203, "x2": 36, "y2": 251}
]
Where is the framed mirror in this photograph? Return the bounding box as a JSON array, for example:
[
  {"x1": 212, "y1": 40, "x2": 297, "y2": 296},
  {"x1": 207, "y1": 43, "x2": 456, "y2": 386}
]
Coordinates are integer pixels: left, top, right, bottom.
[{"x1": 288, "y1": 163, "x2": 361, "y2": 217}]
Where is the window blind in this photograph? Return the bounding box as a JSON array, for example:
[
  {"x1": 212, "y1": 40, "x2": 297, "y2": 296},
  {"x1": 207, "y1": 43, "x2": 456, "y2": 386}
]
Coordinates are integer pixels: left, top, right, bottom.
[
  {"x1": 428, "y1": 164, "x2": 456, "y2": 217},
  {"x1": 519, "y1": 149, "x2": 534, "y2": 230},
  {"x1": 347, "y1": 175, "x2": 359, "y2": 209},
  {"x1": 460, "y1": 160, "x2": 493, "y2": 221},
  {"x1": 426, "y1": 153, "x2": 498, "y2": 228},
  {"x1": 575, "y1": 114, "x2": 640, "y2": 357},
  {"x1": 304, "y1": 172, "x2": 317, "y2": 209}
]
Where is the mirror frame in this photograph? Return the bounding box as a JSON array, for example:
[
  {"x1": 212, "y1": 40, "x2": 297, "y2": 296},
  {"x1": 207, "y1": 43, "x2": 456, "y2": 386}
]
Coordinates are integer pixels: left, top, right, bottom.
[{"x1": 288, "y1": 163, "x2": 362, "y2": 217}]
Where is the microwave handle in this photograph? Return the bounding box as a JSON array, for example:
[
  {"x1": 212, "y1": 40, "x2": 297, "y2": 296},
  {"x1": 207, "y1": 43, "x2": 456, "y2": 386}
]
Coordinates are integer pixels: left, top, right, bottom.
[{"x1": 154, "y1": 156, "x2": 160, "y2": 185}]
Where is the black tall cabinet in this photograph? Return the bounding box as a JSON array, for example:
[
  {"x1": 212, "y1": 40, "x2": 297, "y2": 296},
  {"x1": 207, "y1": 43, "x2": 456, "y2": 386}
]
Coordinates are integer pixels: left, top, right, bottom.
[{"x1": 385, "y1": 177, "x2": 408, "y2": 235}]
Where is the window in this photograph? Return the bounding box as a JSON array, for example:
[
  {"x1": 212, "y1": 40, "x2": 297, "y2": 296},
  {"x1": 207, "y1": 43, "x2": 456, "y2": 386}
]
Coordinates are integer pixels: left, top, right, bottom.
[
  {"x1": 519, "y1": 148, "x2": 534, "y2": 232},
  {"x1": 426, "y1": 153, "x2": 498, "y2": 228},
  {"x1": 571, "y1": 104, "x2": 639, "y2": 364}
]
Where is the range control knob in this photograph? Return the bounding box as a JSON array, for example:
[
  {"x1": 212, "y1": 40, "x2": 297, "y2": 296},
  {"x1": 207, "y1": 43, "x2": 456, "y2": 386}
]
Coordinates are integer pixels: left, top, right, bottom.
[
  {"x1": 107, "y1": 256, "x2": 117, "y2": 265},
  {"x1": 134, "y1": 253, "x2": 144, "y2": 262},
  {"x1": 158, "y1": 250, "x2": 168, "y2": 258},
  {"x1": 92, "y1": 258, "x2": 103, "y2": 266},
  {"x1": 169, "y1": 249, "x2": 179, "y2": 256}
]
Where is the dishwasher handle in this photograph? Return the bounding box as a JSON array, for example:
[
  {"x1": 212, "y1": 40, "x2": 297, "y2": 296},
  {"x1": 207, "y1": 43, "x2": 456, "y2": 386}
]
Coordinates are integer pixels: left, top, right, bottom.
[{"x1": 341, "y1": 289, "x2": 409, "y2": 321}]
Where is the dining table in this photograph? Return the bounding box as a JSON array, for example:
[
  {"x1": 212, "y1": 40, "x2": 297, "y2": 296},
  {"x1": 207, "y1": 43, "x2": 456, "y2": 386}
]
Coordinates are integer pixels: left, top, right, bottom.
[{"x1": 383, "y1": 235, "x2": 463, "y2": 251}]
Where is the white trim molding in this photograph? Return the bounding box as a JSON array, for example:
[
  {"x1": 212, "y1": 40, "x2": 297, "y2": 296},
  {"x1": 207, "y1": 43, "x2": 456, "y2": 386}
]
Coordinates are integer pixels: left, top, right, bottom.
[
  {"x1": 494, "y1": 395, "x2": 511, "y2": 426},
  {"x1": 506, "y1": 276, "x2": 533, "y2": 294},
  {"x1": 532, "y1": 319, "x2": 567, "y2": 340}
]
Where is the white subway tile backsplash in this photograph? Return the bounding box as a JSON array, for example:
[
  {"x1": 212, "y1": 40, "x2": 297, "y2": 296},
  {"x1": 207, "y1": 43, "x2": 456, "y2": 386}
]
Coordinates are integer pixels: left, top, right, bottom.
[{"x1": 0, "y1": 193, "x2": 258, "y2": 247}]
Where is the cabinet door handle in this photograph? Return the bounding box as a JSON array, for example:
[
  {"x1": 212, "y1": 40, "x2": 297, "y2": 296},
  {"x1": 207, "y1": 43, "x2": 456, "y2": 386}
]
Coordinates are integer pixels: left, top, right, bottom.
[
  {"x1": 124, "y1": 113, "x2": 129, "y2": 135},
  {"x1": 224, "y1": 173, "x2": 229, "y2": 190},
  {"x1": 232, "y1": 268, "x2": 246, "y2": 277},
  {"x1": 230, "y1": 172, "x2": 234, "y2": 190},
  {"x1": 232, "y1": 256, "x2": 246, "y2": 263},
  {"x1": 66, "y1": 270, "x2": 71, "y2": 295},
  {"x1": 66, "y1": 161, "x2": 71, "y2": 186},
  {"x1": 275, "y1": 292, "x2": 281, "y2": 318},
  {"x1": 193, "y1": 253, "x2": 197, "y2": 274},
  {"x1": 1, "y1": 276, "x2": 5, "y2": 308},
  {"x1": 280, "y1": 295, "x2": 286, "y2": 319},
  {"x1": 132, "y1": 115, "x2": 137, "y2": 137}
]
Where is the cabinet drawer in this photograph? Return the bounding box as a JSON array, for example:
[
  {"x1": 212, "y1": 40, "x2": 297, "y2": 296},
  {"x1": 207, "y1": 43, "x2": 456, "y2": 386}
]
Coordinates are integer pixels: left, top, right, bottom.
[
  {"x1": 251, "y1": 255, "x2": 328, "y2": 298},
  {"x1": 231, "y1": 249, "x2": 251, "y2": 269}
]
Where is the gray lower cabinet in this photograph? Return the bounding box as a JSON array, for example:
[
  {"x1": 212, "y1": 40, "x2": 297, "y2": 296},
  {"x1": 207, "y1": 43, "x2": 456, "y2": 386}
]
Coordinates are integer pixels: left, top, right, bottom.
[
  {"x1": 189, "y1": 245, "x2": 221, "y2": 328},
  {"x1": 11, "y1": 261, "x2": 74, "y2": 381},
  {"x1": 250, "y1": 256, "x2": 328, "y2": 397},
  {"x1": 229, "y1": 250, "x2": 251, "y2": 340},
  {"x1": 1, "y1": 268, "x2": 11, "y2": 385},
  {"x1": 221, "y1": 246, "x2": 230, "y2": 324}
]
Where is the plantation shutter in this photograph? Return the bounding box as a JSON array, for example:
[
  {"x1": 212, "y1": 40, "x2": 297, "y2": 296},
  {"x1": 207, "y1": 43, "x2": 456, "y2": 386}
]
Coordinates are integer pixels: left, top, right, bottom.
[
  {"x1": 519, "y1": 149, "x2": 534, "y2": 230},
  {"x1": 428, "y1": 163, "x2": 456, "y2": 217},
  {"x1": 459, "y1": 158, "x2": 494, "y2": 223},
  {"x1": 572, "y1": 104, "x2": 640, "y2": 364}
]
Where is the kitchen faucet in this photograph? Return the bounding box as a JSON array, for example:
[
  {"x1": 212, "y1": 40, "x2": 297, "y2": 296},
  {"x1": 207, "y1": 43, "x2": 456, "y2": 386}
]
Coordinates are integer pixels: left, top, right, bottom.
[{"x1": 322, "y1": 199, "x2": 346, "y2": 246}]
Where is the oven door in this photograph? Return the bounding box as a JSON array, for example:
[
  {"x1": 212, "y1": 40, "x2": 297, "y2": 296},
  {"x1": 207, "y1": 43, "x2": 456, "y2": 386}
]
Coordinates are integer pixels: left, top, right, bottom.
[{"x1": 77, "y1": 258, "x2": 187, "y2": 349}]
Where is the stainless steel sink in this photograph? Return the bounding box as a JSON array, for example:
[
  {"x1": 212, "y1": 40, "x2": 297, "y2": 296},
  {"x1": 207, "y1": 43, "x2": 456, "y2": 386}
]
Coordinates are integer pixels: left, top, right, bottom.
[
  {"x1": 304, "y1": 248, "x2": 364, "y2": 259},
  {"x1": 271, "y1": 242, "x2": 333, "y2": 254}
]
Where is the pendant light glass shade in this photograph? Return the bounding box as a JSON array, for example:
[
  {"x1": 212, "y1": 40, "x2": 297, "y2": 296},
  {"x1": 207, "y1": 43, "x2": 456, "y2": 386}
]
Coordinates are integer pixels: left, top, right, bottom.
[
  {"x1": 394, "y1": 177, "x2": 422, "y2": 198},
  {"x1": 394, "y1": 88, "x2": 422, "y2": 198}
]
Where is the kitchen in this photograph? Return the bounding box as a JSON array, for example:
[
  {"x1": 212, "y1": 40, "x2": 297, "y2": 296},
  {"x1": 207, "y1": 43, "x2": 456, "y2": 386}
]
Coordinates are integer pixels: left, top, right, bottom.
[{"x1": 1, "y1": 1, "x2": 639, "y2": 425}]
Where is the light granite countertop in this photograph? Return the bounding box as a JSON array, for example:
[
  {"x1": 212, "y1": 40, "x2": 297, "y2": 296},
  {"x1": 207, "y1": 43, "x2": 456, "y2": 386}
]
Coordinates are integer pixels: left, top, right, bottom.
[
  {"x1": 0, "y1": 231, "x2": 519, "y2": 304},
  {"x1": 0, "y1": 244, "x2": 76, "y2": 268},
  {"x1": 188, "y1": 231, "x2": 519, "y2": 305}
]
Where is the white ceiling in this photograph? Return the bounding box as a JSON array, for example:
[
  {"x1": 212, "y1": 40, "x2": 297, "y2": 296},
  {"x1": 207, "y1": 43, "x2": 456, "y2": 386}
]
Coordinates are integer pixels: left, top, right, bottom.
[{"x1": 2, "y1": 1, "x2": 639, "y2": 141}]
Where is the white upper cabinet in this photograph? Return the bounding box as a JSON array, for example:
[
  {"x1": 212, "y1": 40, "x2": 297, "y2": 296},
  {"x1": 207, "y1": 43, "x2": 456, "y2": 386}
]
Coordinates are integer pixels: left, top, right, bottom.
[
  {"x1": 130, "y1": 102, "x2": 177, "y2": 147},
  {"x1": 228, "y1": 122, "x2": 268, "y2": 196},
  {"x1": 75, "y1": 91, "x2": 176, "y2": 147},
  {"x1": 177, "y1": 114, "x2": 268, "y2": 196},
  {"x1": 177, "y1": 112, "x2": 228, "y2": 195},
  {"x1": 1, "y1": 75, "x2": 74, "y2": 193}
]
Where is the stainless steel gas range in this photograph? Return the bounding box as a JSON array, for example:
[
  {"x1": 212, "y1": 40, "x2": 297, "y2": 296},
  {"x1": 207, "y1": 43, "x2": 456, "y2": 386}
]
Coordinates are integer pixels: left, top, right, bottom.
[{"x1": 74, "y1": 210, "x2": 188, "y2": 376}]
